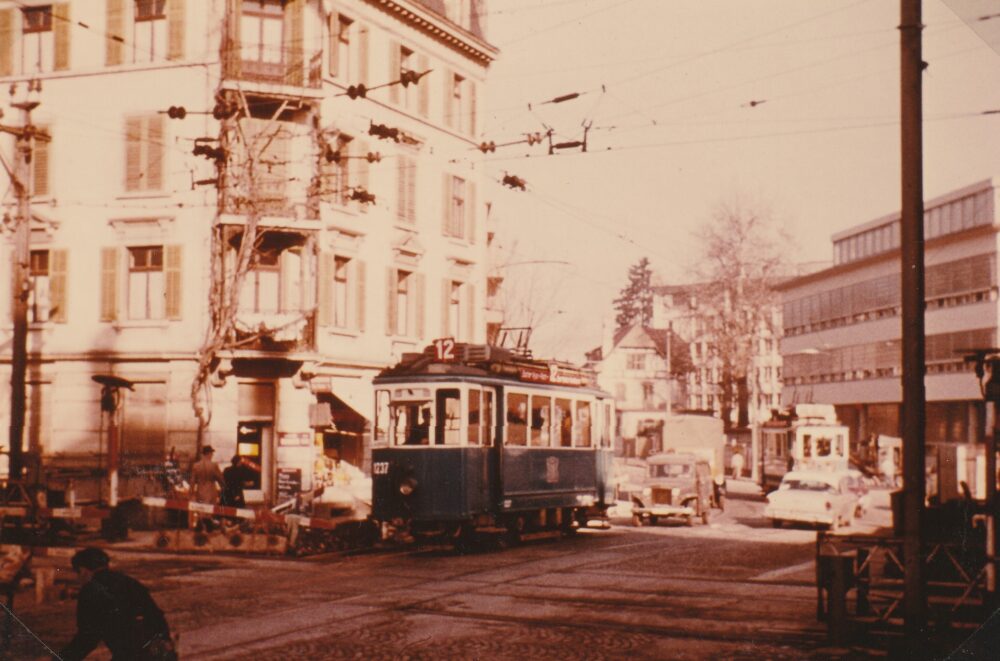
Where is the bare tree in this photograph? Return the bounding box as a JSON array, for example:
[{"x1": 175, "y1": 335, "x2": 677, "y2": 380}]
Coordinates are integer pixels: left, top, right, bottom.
[
  {"x1": 488, "y1": 242, "x2": 572, "y2": 351},
  {"x1": 692, "y1": 197, "x2": 790, "y2": 430}
]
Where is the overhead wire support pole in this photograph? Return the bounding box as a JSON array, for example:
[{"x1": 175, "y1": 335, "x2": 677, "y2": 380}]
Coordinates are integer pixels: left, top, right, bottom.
[{"x1": 899, "y1": 0, "x2": 927, "y2": 642}]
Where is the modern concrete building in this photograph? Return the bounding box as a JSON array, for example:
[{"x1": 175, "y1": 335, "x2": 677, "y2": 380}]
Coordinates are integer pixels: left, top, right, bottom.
[
  {"x1": 0, "y1": 0, "x2": 497, "y2": 504},
  {"x1": 778, "y1": 177, "x2": 999, "y2": 493}
]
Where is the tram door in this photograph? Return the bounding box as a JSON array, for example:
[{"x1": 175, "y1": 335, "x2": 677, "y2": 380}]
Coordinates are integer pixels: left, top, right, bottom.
[{"x1": 467, "y1": 387, "x2": 495, "y2": 512}]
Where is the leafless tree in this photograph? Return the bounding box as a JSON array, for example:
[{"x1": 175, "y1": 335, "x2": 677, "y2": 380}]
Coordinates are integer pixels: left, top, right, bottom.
[{"x1": 692, "y1": 197, "x2": 791, "y2": 430}]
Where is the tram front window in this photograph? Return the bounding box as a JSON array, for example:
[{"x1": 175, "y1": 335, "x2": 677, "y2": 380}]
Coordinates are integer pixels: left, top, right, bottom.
[
  {"x1": 436, "y1": 388, "x2": 462, "y2": 445},
  {"x1": 392, "y1": 402, "x2": 431, "y2": 446}
]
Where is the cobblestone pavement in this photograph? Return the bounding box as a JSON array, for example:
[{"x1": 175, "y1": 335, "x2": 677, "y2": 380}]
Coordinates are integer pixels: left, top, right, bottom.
[{"x1": 5, "y1": 482, "x2": 962, "y2": 660}]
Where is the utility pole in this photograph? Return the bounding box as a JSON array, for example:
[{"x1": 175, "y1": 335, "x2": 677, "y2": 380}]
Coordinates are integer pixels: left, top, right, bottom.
[
  {"x1": 2, "y1": 82, "x2": 43, "y2": 483},
  {"x1": 900, "y1": 0, "x2": 927, "y2": 641}
]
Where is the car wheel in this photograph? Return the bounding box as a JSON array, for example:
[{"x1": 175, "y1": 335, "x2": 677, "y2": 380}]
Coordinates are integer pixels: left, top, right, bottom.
[
  {"x1": 771, "y1": 519, "x2": 782, "y2": 529},
  {"x1": 649, "y1": 516, "x2": 659, "y2": 526},
  {"x1": 631, "y1": 514, "x2": 642, "y2": 527},
  {"x1": 685, "y1": 515, "x2": 694, "y2": 527}
]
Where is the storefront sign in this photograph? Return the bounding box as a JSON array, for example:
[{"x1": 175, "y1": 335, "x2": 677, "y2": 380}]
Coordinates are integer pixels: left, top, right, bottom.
[{"x1": 276, "y1": 468, "x2": 302, "y2": 503}]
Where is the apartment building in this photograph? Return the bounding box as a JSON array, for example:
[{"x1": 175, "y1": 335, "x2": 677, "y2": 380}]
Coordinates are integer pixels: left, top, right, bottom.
[
  {"x1": 0, "y1": 0, "x2": 497, "y2": 503},
  {"x1": 778, "y1": 178, "x2": 998, "y2": 471}
]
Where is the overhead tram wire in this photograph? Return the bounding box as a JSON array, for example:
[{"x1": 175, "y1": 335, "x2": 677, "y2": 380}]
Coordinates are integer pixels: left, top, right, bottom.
[{"x1": 498, "y1": 0, "x2": 640, "y2": 48}]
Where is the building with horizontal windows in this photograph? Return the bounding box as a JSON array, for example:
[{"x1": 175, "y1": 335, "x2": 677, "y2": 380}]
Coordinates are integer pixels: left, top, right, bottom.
[
  {"x1": 778, "y1": 177, "x2": 999, "y2": 492},
  {"x1": 0, "y1": 0, "x2": 496, "y2": 504}
]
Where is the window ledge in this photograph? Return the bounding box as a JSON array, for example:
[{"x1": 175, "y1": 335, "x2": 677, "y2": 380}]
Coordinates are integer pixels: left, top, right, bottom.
[
  {"x1": 116, "y1": 191, "x2": 172, "y2": 201},
  {"x1": 111, "y1": 319, "x2": 170, "y2": 330},
  {"x1": 326, "y1": 327, "x2": 361, "y2": 339}
]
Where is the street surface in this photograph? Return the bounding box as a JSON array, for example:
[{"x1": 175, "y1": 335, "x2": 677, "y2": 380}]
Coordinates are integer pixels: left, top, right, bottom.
[{"x1": 8, "y1": 481, "x2": 898, "y2": 660}]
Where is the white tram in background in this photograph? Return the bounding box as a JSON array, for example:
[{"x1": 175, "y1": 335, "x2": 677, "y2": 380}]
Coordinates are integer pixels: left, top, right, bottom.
[{"x1": 758, "y1": 403, "x2": 850, "y2": 493}]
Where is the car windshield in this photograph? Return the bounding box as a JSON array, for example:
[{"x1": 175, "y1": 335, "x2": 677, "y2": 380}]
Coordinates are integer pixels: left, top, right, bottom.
[
  {"x1": 651, "y1": 463, "x2": 691, "y2": 478},
  {"x1": 781, "y1": 479, "x2": 835, "y2": 492}
]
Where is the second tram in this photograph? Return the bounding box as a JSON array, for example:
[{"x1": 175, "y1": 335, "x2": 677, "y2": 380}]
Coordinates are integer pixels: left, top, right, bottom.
[{"x1": 758, "y1": 403, "x2": 850, "y2": 493}]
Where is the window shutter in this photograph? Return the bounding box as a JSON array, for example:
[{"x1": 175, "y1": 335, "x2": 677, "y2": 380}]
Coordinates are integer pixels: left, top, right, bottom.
[
  {"x1": 224, "y1": 0, "x2": 242, "y2": 78},
  {"x1": 355, "y1": 259, "x2": 366, "y2": 331},
  {"x1": 168, "y1": 0, "x2": 186, "y2": 61},
  {"x1": 285, "y1": 0, "x2": 304, "y2": 85},
  {"x1": 125, "y1": 117, "x2": 142, "y2": 191},
  {"x1": 442, "y1": 173, "x2": 451, "y2": 235},
  {"x1": 442, "y1": 68, "x2": 453, "y2": 128},
  {"x1": 49, "y1": 249, "x2": 68, "y2": 323},
  {"x1": 466, "y1": 181, "x2": 476, "y2": 245},
  {"x1": 105, "y1": 0, "x2": 124, "y2": 66},
  {"x1": 32, "y1": 127, "x2": 50, "y2": 198},
  {"x1": 388, "y1": 40, "x2": 400, "y2": 105},
  {"x1": 441, "y1": 278, "x2": 450, "y2": 338},
  {"x1": 327, "y1": 12, "x2": 338, "y2": 75},
  {"x1": 357, "y1": 25, "x2": 368, "y2": 86},
  {"x1": 466, "y1": 284, "x2": 476, "y2": 342},
  {"x1": 417, "y1": 54, "x2": 429, "y2": 117},
  {"x1": 385, "y1": 267, "x2": 396, "y2": 335},
  {"x1": 100, "y1": 248, "x2": 119, "y2": 322},
  {"x1": 317, "y1": 252, "x2": 332, "y2": 326},
  {"x1": 147, "y1": 115, "x2": 164, "y2": 190},
  {"x1": 0, "y1": 10, "x2": 12, "y2": 77},
  {"x1": 415, "y1": 272, "x2": 425, "y2": 339},
  {"x1": 468, "y1": 80, "x2": 477, "y2": 137},
  {"x1": 53, "y1": 4, "x2": 70, "y2": 71},
  {"x1": 165, "y1": 245, "x2": 182, "y2": 319}
]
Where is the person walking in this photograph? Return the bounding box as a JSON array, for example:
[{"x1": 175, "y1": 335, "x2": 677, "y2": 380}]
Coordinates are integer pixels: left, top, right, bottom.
[
  {"x1": 55, "y1": 547, "x2": 176, "y2": 660},
  {"x1": 730, "y1": 449, "x2": 745, "y2": 480},
  {"x1": 190, "y1": 446, "x2": 224, "y2": 505},
  {"x1": 222, "y1": 455, "x2": 258, "y2": 508}
]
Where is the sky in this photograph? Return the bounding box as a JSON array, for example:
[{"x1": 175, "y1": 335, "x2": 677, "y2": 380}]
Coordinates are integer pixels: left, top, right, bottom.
[{"x1": 476, "y1": 0, "x2": 1000, "y2": 362}]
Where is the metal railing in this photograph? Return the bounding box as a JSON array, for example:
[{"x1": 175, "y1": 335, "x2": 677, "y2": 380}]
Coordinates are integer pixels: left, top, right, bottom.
[{"x1": 224, "y1": 47, "x2": 323, "y2": 89}]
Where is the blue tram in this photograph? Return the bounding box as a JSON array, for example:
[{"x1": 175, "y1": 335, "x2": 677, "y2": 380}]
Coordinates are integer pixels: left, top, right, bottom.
[{"x1": 371, "y1": 340, "x2": 615, "y2": 545}]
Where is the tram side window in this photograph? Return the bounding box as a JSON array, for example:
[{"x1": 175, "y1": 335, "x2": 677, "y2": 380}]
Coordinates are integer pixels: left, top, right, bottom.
[
  {"x1": 555, "y1": 398, "x2": 572, "y2": 447},
  {"x1": 436, "y1": 389, "x2": 462, "y2": 445},
  {"x1": 602, "y1": 403, "x2": 612, "y2": 448},
  {"x1": 374, "y1": 390, "x2": 390, "y2": 445},
  {"x1": 530, "y1": 395, "x2": 551, "y2": 446},
  {"x1": 802, "y1": 434, "x2": 812, "y2": 458},
  {"x1": 506, "y1": 393, "x2": 527, "y2": 446},
  {"x1": 575, "y1": 401, "x2": 591, "y2": 447},
  {"x1": 483, "y1": 390, "x2": 494, "y2": 446},
  {"x1": 835, "y1": 434, "x2": 844, "y2": 457},
  {"x1": 468, "y1": 389, "x2": 481, "y2": 445},
  {"x1": 816, "y1": 436, "x2": 832, "y2": 457}
]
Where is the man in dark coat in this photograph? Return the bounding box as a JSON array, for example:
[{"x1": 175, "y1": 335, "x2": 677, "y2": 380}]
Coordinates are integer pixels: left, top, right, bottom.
[
  {"x1": 56, "y1": 547, "x2": 175, "y2": 661},
  {"x1": 222, "y1": 455, "x2": 258, "y2": 508}
]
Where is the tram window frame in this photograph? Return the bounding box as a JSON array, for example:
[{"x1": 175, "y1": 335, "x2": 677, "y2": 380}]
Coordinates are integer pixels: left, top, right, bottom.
[
  {"x1": 374, "y1": 389, "x2": 390, "y2": 446},
  {"x1": 530, "y1": 395, "x2": 552, "y2": 446},
  {"x1": 802, "y1": 433, "x2": 812, "y2": 458},
  {"x1": 483, "y1": 389, "x2": 494, "y2": 446},
  {"x1": 506, "y1": 392, "x2": 528, "y2": 446},
  {"x1": 602, "y1": 402, "x2": 612, "y2": 448},
  {"x1": 816, "y1": 435, "x2": 832, "y2": 457},
  {"x1": 468, "y1": 388, "x2": 481, "y2": 445},
  {"x1": 435, "y1": 388, "x2": 462, "y2": 445},
  {"x1": 575, "y1": 400, "x2": 592, "y2": 447},
  {"x1": 555, "y1": 398, "x2": 572, "y2": 447}
]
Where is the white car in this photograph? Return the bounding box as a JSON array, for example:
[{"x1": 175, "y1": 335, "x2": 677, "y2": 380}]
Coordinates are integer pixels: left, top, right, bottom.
[{"x1": 764, "y1": 470, "x2": 861, "y2": 531}]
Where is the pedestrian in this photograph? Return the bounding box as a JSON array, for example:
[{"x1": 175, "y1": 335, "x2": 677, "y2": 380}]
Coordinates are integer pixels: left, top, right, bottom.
[
  {"x1": 190, "y1": 445, "x2": 224, "y2": 505},
  {"x1": 222, "y1": 455, "x2": 258, "y2": 508},
  {"x1": 730, "y1": 449, "x2": 745, "y2": 480},
  {"x1": 55, "y1": 547, "x2": 176, "y2": 661}
]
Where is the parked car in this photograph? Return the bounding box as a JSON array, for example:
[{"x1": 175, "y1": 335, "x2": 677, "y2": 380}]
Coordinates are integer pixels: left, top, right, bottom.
[
  {"x1": 764, "y1": 470, "x2": 861, "y2": 531},
  {"x1": 630, "y1": 453, "x2": 715, "y2": 527}
]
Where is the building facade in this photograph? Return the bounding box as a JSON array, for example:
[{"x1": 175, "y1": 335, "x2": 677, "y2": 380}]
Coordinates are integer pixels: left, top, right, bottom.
[
  {"x1": 0, "y1": 0, "x2": 497, "y2": 503},
  {"x1": 778, "y1": 177, "x2": 998, "y2": 489}
]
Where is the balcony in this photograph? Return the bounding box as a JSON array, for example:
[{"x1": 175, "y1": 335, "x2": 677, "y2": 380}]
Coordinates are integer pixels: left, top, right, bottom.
[
  {"x1": 234, "y1": 309, "x2": 317, "y2": 353},
  {"x1": 224, "y1": 46, "x2": 322, "y2": 90}
]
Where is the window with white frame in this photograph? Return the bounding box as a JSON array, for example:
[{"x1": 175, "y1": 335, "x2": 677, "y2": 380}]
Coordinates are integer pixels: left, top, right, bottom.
[
  {"x1": 451, "y1": 73, "x2": 465, "y2": 132},
  {"x1": 325, "y1": 133, "x2": 352, "y2": 206},
  {"x1": 133, "y1": 0, "x2": 167, "y2": 63},
  {"x1": 21, "y1": 5, "x2": 53, "y2": 74},
  {"x1": 240, "y1": 249, "x2": 280, "y2": 314},
  {"x1": 448, "y1": 281, "x2": 462, "y2": 338},
  {"x1": 241, "y1": 0, "x2": 284, "y2": 69},
  {"x1": 127, "y1": 245, "x2": 165, "y2": 320},
  {"x1": 627, "y1": 353, "x2": 645, "y2": 370}
]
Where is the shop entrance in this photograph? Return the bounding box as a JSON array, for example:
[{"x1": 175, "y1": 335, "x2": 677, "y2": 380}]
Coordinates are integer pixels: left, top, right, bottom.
[{"x1": 238, "y1": 381, "x2": 276, "y2": 503}]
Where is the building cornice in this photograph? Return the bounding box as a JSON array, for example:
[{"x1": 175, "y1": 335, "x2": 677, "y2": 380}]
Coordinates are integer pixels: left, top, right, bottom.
[{"x1": 364, "y1": 0, "x2": 499, "y2": 67}]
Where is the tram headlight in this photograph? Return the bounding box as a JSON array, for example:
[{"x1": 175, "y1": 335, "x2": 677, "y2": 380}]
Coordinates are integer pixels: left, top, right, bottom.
[{"x1": 399, "y1": 477, "x2": 418, "y2": 497}]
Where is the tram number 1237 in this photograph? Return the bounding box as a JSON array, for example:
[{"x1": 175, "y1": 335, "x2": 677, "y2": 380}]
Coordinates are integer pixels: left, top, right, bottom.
[{"x1": 372, "y1": 461, "x2": 389, "y2": 475}]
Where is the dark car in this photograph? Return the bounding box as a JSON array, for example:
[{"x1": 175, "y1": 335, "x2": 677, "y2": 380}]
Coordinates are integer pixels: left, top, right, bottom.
[{"x1": 630, "y1": 453, "x2": 715, "y2": 526}]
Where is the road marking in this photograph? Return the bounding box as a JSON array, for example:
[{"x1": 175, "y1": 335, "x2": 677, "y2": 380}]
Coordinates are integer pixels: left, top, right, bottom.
[{"x1": 752, "y1": 560, "x2": 814, "y2": 581}]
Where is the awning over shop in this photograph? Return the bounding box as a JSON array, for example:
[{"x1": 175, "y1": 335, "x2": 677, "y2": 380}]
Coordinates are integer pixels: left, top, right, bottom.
[{"x1": 312, "y1": 374, "x2": 373, "y2": 423}]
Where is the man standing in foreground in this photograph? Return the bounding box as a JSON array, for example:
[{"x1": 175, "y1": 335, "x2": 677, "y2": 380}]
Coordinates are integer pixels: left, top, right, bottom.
[{"x1": 56, "y1": 547, "x2": 175, "y2": 660}]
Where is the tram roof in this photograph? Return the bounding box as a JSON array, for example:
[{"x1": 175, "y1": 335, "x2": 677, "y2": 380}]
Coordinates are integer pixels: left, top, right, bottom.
[{"x1": 375, "y1": 341, "x2": 603, "y2": 392}]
